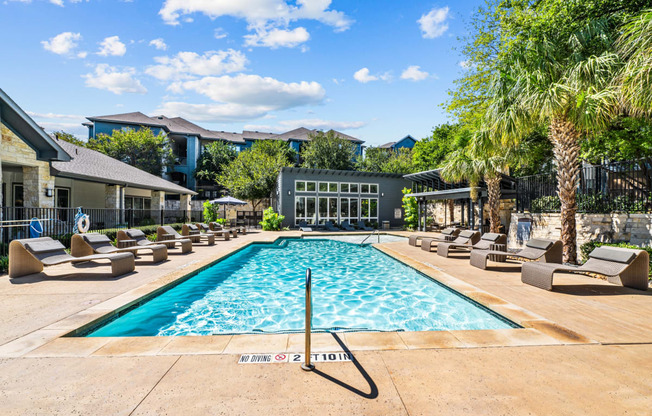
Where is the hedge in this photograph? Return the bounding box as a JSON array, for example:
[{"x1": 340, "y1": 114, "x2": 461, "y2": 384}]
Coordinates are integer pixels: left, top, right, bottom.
[{"x1": 580, "y1": 241, "x2": 652, "y2": 279}]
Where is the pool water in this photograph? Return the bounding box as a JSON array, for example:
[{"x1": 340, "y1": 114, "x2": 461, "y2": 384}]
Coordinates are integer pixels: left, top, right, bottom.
[{"x1": 86, "y1": 238, "x2": 516, "y2": 337}]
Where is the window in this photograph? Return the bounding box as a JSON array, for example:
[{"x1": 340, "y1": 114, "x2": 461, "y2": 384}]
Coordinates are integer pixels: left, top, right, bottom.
[
  {"x1": 370, "y1": 184, "x2": 378, "y2": 194},
  {"x1": 319, "y1": 182, "x2": 328, "y2": 192},
  {"x1": 329, "y1": 183, "x2": 338, "y2": 192},
  {"x1": 340, "y1": 183, "x2": 349, "y2": 193},
  {"x1": 296, "y1": 181, "x2": 306, "y2": 192},
  {"x1": 349, "y1": 183, "x2": 359, "y2": 193},
  {"x1": 360, "y1": 198, "x2": 379, "y2": 223},
  {"x1": 319, "y1": 182, "x2": 337, "y2": 193},
  {"x1": 55, "y1": 188, "x2": 70, "y2": 208},
  {"x1": 317, "y1": 197, "x2": 338, "y2": 224},
  {"x1": 295, "y1": 196, "x2": 316, "y2": 224},
  {"x1": 12, "y1": 184, "x2": 24, "y2": 207},
  {"x1": 306, "y1": 181, "x2": 316, "y2": 192},
  {"x1": 361, "y1": 184, "x2": 369, "y2": 193},
  {"x1": 125, "y1": 197, "x2": 152, "y2": 210}
]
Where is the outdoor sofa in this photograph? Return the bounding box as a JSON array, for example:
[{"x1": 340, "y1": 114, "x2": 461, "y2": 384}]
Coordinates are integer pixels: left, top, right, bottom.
[
  {"x1": 196, "y1": 223, "x2": 231, "y2": 240},
  {"x1": 437, "y1": 232, "x2": 507, "y2": 258},
  {"x1": 356, "y1": 221, "x2": 373, "y2": 231},
  {"x1": 298, "y1": 220, "x2": 313, "y2": 232},
  {"x1": 181, "y1": 224, "x2": 216, "y2": 246},
  {"x1": 71, "y1": 233, "x2": 168, "y2": 263},
  {"x1": 324, "y1": 221, "x2": 339, "y2": 231},
  {"x1": 421, "y1": 230, "x2": 479, "y2": 252},
  {"x1": 470, "y1": 238, "x2": 562, "y2": 270},
  {"x1": 521, "y1": 246, "x2": 650, "y2": 291},
  {"x1": 408, "y1": 227, "x2": 460, "y2": 247},
  {"x1": 340, "y1": 220, "x2": 356, "y2": 231},
  {"x1": 9, "y1": 236, "x2": 134, "y2": 278},
  {"x1": 156, "y1": 226, "x2": 193, "y2": 253}
]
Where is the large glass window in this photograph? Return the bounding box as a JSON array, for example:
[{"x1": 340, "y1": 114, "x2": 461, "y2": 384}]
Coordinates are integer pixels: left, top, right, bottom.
[
  {"x1": 329, "y1": 183, "x2": 338, "y2": 192},
  {"x1": 350, "y1": 183, "x2": 359, "y2": 193},
  {"x1": 360, "y1": 198, "x2": 379, "y2": 223},
  {"x1": 340, "y1": 183, "x2": 349, "y2": 193},
  {"x1": 370, "y1": 184, "x2": 378, "y2": 194},
  {"x1": 306, "y1": 181, "x2": 316, "y2": 192},
  {"x1": 350, "y1": 199, "x2": 359, "y2": 219},
  {"x1": 319, "y1": 182, "x2": 328, "y2": 192},
  {"x1": 295, "y1": 196, "x2": 316, "y2": 224},
  {"x1": 361, "y1": 184, "x2": 370, "y2": 193},
  {"x1": 296, "y1": 181, "x2": 306, "y2": 192}
]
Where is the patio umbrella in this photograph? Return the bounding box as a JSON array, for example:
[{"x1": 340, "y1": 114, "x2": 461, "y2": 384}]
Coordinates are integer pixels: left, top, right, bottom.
[{"x1": 209, "y1": 196, "x2": 248, "y2": 220}]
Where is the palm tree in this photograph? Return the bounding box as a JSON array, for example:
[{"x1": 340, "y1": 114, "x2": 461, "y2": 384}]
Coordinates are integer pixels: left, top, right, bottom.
[
  {"x1": 485, "y1": 20, "x2": 621, "y2": 263},
  {"x1": 617, "y1": 10, "x2": 652, "y2": 115}
]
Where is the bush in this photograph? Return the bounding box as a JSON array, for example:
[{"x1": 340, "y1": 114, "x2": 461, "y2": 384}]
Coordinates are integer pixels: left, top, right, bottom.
[
  {"x1": 203, "y1": 200, "x2": 220, "y2": 223},
  {"x1": 0, "y1": 256, "x2": 8, "y2": 274},
  {"x1": 402, "y1": 187, "x2": 418, "y2": 230},
  {"x1": 259, "y1": 207, "x2": 285, "y2": 231},
  {"x1": 580, "y1": 241, "x2": 652, "y2": 279}
]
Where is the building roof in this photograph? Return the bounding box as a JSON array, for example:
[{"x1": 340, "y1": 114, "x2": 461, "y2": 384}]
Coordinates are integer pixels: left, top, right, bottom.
[
  {"x1": 380, "y1": 135, "x2": 417, "y2": 149},
  {"x1": 206, "y1": 130, "x2": 245, "y2": 144},
  {"x1": 0, "y1": 88, "x2": 70, "y2": 162},
  {"x1": 379, "y1": 141, "x2": 396, "y2": 148},
  {"x1": 269, "y1": 128, "x2": 363, "y2": 143},
  {"x1": 242, "y1": 130, "x2": 277, "y2": 140},
  {"x1": 280, "y1": 167, "x2": 405, "y2": 178},
  {"x1": 50, "y1": 139, "x2": 196, "y2": 195}
]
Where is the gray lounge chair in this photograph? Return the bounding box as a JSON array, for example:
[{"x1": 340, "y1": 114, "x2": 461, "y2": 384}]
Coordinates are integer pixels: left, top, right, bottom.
[
  {"x1": 356, "y1": 221, "x2": 373, "y2": 231},
  {"x1": 71, "y1": 233, "x2": 168, "y2": 263},
  {"x1": 298, "y1": 220, "x2": 313, "y2": 232},
  {"x1": 437, "y1": 232, "x2": 507, "y2": 258},
  {"x1": 340, "y1": 220, "x2": 356, "y2": 231},
  {"x1": 209, "y1": 222, "x2": 238, "y2": 238},
  {"x1": 118, "y1": 229, "x2": 165, "y2": 248},
  {"x1": 521, "y1": 246, "x2": 650, "y2": 291},
  {"x1": 470, "y1": 238, "x2": 562, "y2": 270},
  {"x1": 421, "y1": 230, "x2": 478, "y2": 252},
  {"x1": 324, "y1": 221, "x2": 339, "y2": 231},
  {"x1": 196, "y1": 223, "x2": 230, "y2": 240},
  {"x1": 182, "y1": 224, "x2": 216, "y2": 246},
  {"x1": 156, "y1": 226, "x2": 193, "y2": 253},
  {"x1": 9, "y1": 237, "x2": 135, "y2": 278},
  {"x1": 408, "y1": 228, "x2": 460, "y2": 247}
]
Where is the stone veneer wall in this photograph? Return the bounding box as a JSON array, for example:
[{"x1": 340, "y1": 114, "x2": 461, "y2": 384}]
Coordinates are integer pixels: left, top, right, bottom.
[
  {"x1": 426, "y1": 199, "x2": 516, "y2": 231},
  {"x1": 508, "y1": 213, "x2": 652, "y2": 251}
]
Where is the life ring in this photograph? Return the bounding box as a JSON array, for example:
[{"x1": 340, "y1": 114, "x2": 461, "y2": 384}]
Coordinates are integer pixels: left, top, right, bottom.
[{"x1": 76, "y1": 214, "x2": 90, "y2": 233}]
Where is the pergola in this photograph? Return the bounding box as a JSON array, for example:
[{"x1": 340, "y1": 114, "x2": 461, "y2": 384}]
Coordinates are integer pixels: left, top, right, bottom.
[{"x1": 404, "y1": 169, "x2": 517, "y2": 232}]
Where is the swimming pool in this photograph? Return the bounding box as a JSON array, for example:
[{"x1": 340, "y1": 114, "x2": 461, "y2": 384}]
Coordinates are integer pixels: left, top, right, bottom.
[{"x1": 85, "y1": 238, "x2": 517, "y2": 337}]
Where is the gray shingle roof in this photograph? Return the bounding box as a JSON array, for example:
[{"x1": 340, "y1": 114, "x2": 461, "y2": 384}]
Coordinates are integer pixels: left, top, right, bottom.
[
  {"x1": 269, "y1": 128, "x2": 363, "y2": 143},
  {"x1": 379, "y1": 141, "x2": 396, "y2": 148},
  {"x1": 87, "y1": 112, "x2": 157, "y2": 126},
  {"x1": 242, "y1": 130, "x2": 277, "y2": 140},
  {"x1": 50, "y1": 139, "x2": 196, "y2": 195}
]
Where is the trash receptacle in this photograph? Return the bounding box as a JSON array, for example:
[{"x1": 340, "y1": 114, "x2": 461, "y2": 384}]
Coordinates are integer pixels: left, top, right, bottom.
[{"x1": 382, "y1": 220, "x2": 390, "y2": 230}]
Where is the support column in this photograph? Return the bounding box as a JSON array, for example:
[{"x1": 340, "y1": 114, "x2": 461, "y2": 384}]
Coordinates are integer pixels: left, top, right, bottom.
[
  {"x1": 417, "y1": 199, "x2": 421, "y2": 231},
  {"x1": 180, "y1": 194, "x2": 191, "y2": 221},
  {"x1": 105, "y1": 185, "x2": 123, "y2": 227},
  {"x1": 478, "y1": 197, "x2": 484, "y2": 234},
  {"x1": 151, "y1": 191, "x2": 165, "y2": 225},
  {"x1": 460, "y1": 200, "x2": 465, "y2": 226},
  {"x1": 22, "y1": 165, "x2": 55, "y2": 208}
]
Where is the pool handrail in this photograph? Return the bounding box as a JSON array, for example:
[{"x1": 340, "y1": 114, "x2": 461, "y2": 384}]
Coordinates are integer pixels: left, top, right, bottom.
[{"x1": 301, "y1": 268, "x2": 314, "y2": 371}]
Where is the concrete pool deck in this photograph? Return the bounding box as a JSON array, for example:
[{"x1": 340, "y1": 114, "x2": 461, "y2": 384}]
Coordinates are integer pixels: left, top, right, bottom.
[{"x1": 1, "y1": 230, "x2": 651, "y2": 414}]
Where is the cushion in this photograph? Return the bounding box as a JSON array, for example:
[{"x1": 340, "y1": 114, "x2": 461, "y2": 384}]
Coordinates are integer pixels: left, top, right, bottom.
[
  {"x1": 481, "y1": 233, "x2": 502, "y2": 242},
  {"x1": 459, "y1": 230, "x2": 476, "y2": 238},
  {"x1": 525, "y1": 239, "x2": 553, "y2": 251},
  {"x1": 188, "y1": 224, "x2": 199, "y2": 231},
  {"x1": 83, "y1": 233, "x2": 110, "y2": 243},
  {"x1": 127, "y1": 229, "x2": 146, "y2": 238},
  {"x1": 441, "y1": 228, "x2": 455, "y2": 235},
  {"x1": 589, "y1": 247, "x2": 637, "y2": 264},
  {"x1": 25, "y1": 240, "x2": 66, "y2": 253}
]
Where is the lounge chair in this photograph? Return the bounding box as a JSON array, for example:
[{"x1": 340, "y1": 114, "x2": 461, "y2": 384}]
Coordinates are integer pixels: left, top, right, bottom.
[
  {"x1": 156, "y1": 226, "x2": 193, "y2": 253},
  {"x1": 196, "y1": 223, "x2": 230, "y2": 240},
  {"x1": 356, "y1": 221, "x2": 373, "y2": 231},
  {"x1": 340, "y1": 220, "x2": 356, "y2": 231},
  {"x1": 408, "y1": 228, "x2": 460, "y2": 247},
  {"x1": 421, "y1": 230, "x2": 480, "y2": 252},
  {"x1": 521, "y1": 246, "x2": 650, "y2": 291},
  {"x1": 117, "y1": 229, "x2": 166, "y2": 248},
  {"x1": 209, "y1": 222, "x2": 238, "y2": 238},
  {"x1": 437, "y1": 232, "x2": 507, "y2": 258},
  {"x1": 298, "y1": 220, "x2": 313, "y2": 232},
  {"x1": 470, "y1": 238, "x2": 562, "y2": 270},
  {"x1": 8, "y1": 237, "x2": 135, "y2": 278},
  {"x1": 71, "y1": 233, "x2": 168, "y2": 263},
  {"x1": 182, "y1": 224, "x2": 216, "y2": 246},
  {"x1": 324, "y1": 221, "x2": 339, "y2": 231}
]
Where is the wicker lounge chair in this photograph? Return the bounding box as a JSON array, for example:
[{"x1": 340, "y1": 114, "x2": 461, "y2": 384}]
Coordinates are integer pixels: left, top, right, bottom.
[
  {"x1": 9, "y1": 237, "x2": 135, "y2": 278},
  {"x1": 117, "y1": 229, "x2": 167, "y2": 248},
  {"x1": 182, "y1": 224, "x2": 216, "y2": 246},
  {"x1": 156, "y1": 226, "x2": 193, "y2": 253},
  {"x1": 196, "y1": 223, "x2": 230, "y2": 240},
  {"x1": 324, "y1": 221, "x2": 339, "y2": 231},
  {"x1": 521, "y1": 246, "x2": 650, "y2": 291},
  {"x1": 437, "y1": 232, "x2": 507, "y2": 258},
  {"x1": 209, "y1": 222, "x2": 238, "y2": 238},
  {"x1": 408, "y1": 228, "x2": 460, "y2": 247},
  {"x1": 421, "y1": 230, "x2": 478, "y2": 252},
  {"x1": 356, "y1": 221, "x2": 373, "y2": 231},
  {"x1": 340, "y1": 220, "x2": 356, "y2": 231},
  {"x1": 470, "y1": 238, "x2": 562, "y2": 270},
  {"x1": 71, "y1": 233, "x2": 168, "y2": 263},
  {"x1": 298, "y1": 220, "x2": 313, "y2": 232}
]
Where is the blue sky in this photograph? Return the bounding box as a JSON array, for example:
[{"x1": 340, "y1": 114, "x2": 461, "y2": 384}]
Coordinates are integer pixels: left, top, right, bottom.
[{"x1": 0, "y1": 0, "x2": 480, "y2": 146}]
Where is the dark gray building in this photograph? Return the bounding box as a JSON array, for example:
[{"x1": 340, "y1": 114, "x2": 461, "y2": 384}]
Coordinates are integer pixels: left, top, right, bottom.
[{"x1": 274, "y1": 167, "x2": 411, "y2": 228}]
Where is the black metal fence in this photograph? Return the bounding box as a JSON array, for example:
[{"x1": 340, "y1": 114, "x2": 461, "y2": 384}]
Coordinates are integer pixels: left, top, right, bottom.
[
  {"x1": 0, "y1": 207, "x2": 204, "y2": 257},
  {"x1": 516, "y1": 159, "x2": 652, "y2": 213}
]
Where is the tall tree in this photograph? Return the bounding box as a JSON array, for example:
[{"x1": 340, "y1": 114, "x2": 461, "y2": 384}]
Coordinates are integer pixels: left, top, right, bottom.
[
  {"x1": 357, "y1": 147, "x2": 416, "y2": 174},
  {"x1": 53, "y1": 131, "x2": 87, "y2": 147},
  {"x1": 194, "y1": 141, "x2": 237, "y2": 185},
  {"x1": 412, "y1": 123, "x2": 465, "y2": 171},
  {"x1": 300, "y1": 130, "x2": 356, "y2": 170},
  {"x1": 88, "y1": 127, "x2": 174, "y2": 176}
]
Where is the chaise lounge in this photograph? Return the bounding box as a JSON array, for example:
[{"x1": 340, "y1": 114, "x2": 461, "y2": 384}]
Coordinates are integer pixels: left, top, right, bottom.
[
  {"x1": 421, "y1": 230, "x2": 479, "y2": 252},
  {"x1": 196, "y1": 223, "x2": 230, "y2": 240},
  {"x1": 521, "y1": 246, "x2": 650, "y2": 291},
  {"x1": 340, "y1": 220, "x2": 356, "y2": 231},
  {"x1": 408, "y1": 228, "x2": 460, "y2": 247},
  {"x1": 298, "y1": 220, "x2": 313, "y2": 232},
  {"x1": 324, "y1": 221, "x2": 339, "y2": 231},
  {"x1": 156, "y1": 226, "x2": 193, "y2": 253},
  {"x1": 356, "y1": 221, "x2": 373, "y2": 231},
  {"x1": 209, "y1": 222, "x2": 238, "y2": 238},
  {"x1": 182, "y1": 224, "x2": 216, "y2": 246},
  {"x1": 470, "y1": 238, "x2": 562, "y2": 270},
  {"x1": 437, "y1": 232, "x2": 507, "y2": 258},
  {"x1": 9, "y1": 237, "x2": 135, "y2": 278},
  {"x1": 71, "y1": 233, "x2": 168, "y2": 263}
]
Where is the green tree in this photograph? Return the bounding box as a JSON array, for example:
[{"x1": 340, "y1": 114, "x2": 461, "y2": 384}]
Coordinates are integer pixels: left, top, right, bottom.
[
  {"x1": 53, "y1": 131, "x2": 87, "y2": 147},
  {"x1": 219, "y1": 140, "x2": 296, "y2": 211},
  {"x1": 582, "y1": 117, "x2": 652, "y2": 163},
  {"x1": 202, "y1": 200, "x2": 220, "y2": 222},
  {"x1": 300, "y1": 130, "x2": 356, "y2": 170},
  {"x1": 88, "y1": 127, "x2": 174, "y2": 176},
  {"x1": 401, "y1": 188, "x2": 418, "y2": 230},
  {"x1": 195, "y1": 141, "x2": 237, "y2": 184},
  {"x1": 357, "y1": 147, "x2": 416, "y2": 174},
  {"x1": 412, "y1": 123, "x2": 470, "y2": 171}
]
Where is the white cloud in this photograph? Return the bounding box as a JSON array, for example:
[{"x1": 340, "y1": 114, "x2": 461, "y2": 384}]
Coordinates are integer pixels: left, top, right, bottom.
[
  {"x1": 418, "y1": 7, "x2": 450, "y2": 39},
  {"x1": 27, "y1": 111, "x2": 85, "y2": 120},
  {"x1": 400, "y1": 65, "x2": 429, "y2": 81},
  {"x1": 97, "y1": 36, "x2": 127, "y2": 56},
  {"x1": 245, "y1": 119, "x2": 365, "y2": 132},
  {"x1": 244, "y1": 27, "x2": 310, "y2": 49},
  {"x1": 214, "y1": 28, "x2": 228, "y2": 39},
  {"x1": 155, "y1": 102, "x2": 272, "y2": 122},
  {"x1": 145, "y1": 49, "x2": 247, "y2": 81},
  {"x1": 83, "y1": 64, "x2": 147, "y2": 94},
  {"x1": 41, "y1": 32, "x2": 82, "y2": 56},
  {"x1": 149, "y1": 38, "x2": 167, "y2": 50},
  {"x1": 353, "y1": 68, "x2": 391, "y2": 83},
  {"x1": 50, "y1": 0, "x2": 63, "y2": 6}
]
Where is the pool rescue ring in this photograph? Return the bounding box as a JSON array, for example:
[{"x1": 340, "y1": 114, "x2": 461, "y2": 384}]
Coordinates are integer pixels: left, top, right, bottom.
[{"x1": 76, "y1": 214, "x2": 90, "y2": 233}]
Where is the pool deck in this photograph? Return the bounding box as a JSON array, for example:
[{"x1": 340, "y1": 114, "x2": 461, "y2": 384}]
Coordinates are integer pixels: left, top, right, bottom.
[{"x1": 1, "y1": 230, "x2": 651, "y2": 415}]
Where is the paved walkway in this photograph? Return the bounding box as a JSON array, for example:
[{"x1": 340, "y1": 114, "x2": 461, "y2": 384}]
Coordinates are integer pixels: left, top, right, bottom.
[{"x1": 0, "y1": 231, "x2": 651, "y2": 415}]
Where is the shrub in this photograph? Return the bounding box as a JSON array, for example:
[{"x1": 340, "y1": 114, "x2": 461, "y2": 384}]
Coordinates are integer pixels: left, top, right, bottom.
[
  {"x1": 259, "y1": 207, "x2": 285, "y2": 231},
  {"x1": 203, "y1": 200, "x2": 220, "y2": 223},
  {"x1": 0, "y1": 256, "x2": 8, "y2": 274},
  {"x1": 402, "y1": 187, "x2": 418, "y2": 230},
  {"x1": 580, "y1": 241, "x2": 652, "y2": 279}
]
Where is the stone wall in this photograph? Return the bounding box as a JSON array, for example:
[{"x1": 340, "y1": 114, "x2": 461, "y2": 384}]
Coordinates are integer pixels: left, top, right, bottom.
[
  {"x1": 508, "y1": 212, "x2": 652, "y2": 251},
  {"x1": 426, "y1": 199, "x2": 515, "y2": 231}
]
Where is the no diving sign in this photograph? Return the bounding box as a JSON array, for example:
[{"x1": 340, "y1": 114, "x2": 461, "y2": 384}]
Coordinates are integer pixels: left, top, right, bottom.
[{"x1": 239, "y1": 352, "x2": 353, "y2": 364}]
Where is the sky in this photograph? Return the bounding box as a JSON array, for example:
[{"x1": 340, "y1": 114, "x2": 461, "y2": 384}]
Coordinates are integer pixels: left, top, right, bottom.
[{"x1": 0, "y1": 0, "x2": 480, "y2": 146}]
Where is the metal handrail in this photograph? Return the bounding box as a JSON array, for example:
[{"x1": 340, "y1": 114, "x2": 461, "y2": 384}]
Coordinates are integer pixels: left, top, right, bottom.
[
  {"x1": 301, "y1": 268, "x2": 314, "y2": 371},
  {"x1": 359, "y1": 229, "x2": 380, "y2": 246}
]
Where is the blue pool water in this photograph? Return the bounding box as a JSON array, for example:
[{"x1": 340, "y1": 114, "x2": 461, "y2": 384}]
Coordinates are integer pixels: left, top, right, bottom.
[{"x1": 86, "y1": 238, "x2": 516, "y2": 337}]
